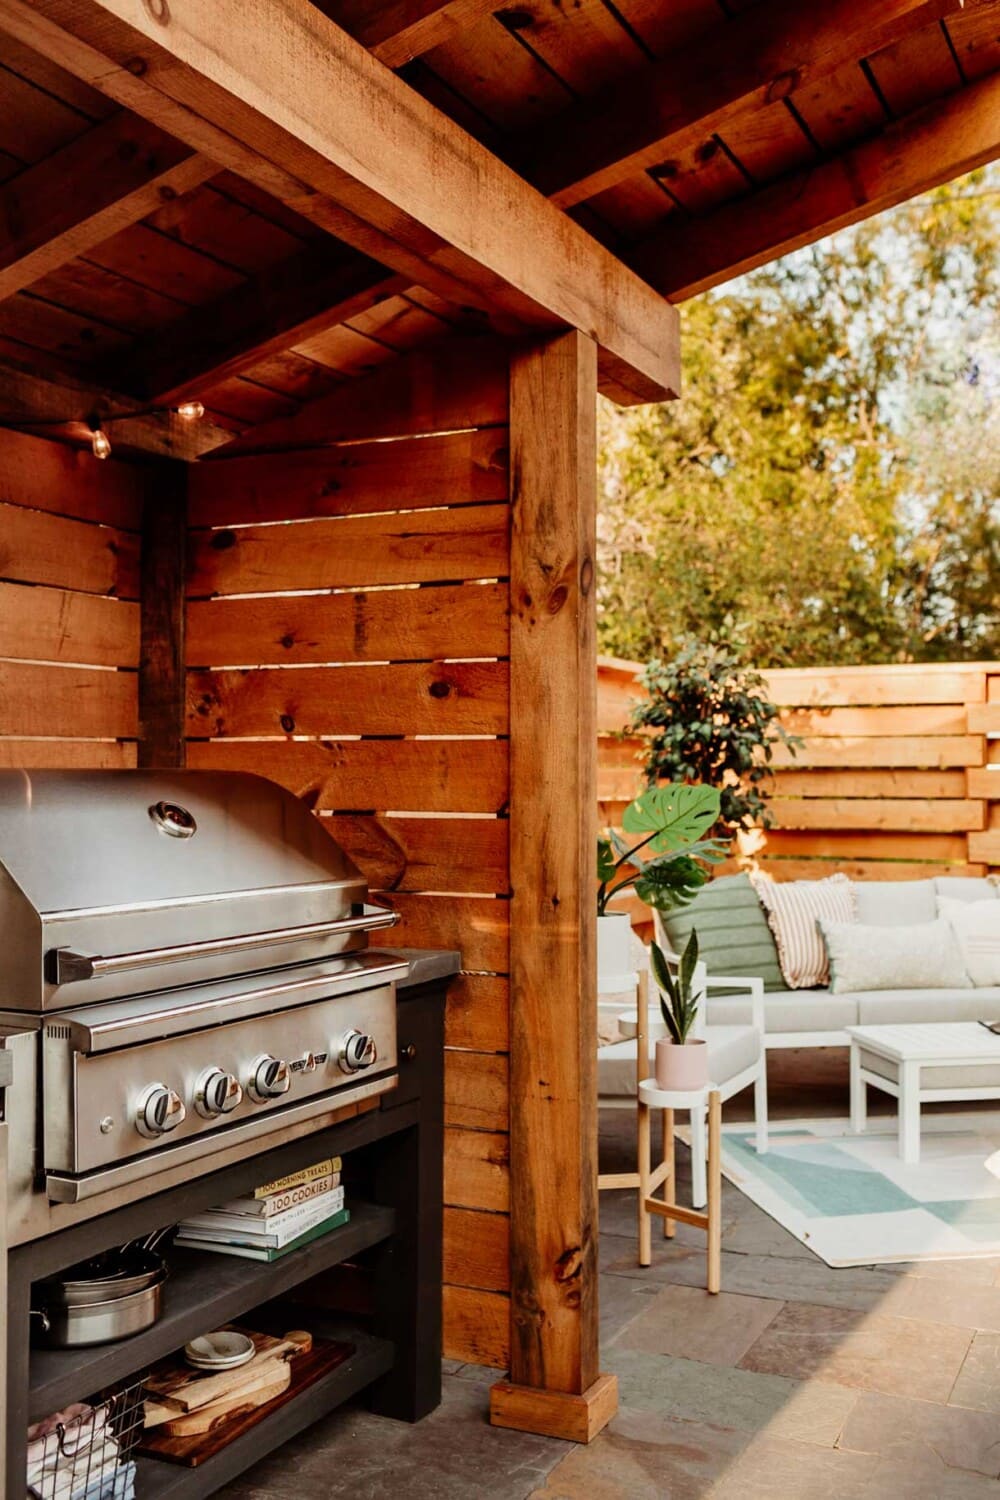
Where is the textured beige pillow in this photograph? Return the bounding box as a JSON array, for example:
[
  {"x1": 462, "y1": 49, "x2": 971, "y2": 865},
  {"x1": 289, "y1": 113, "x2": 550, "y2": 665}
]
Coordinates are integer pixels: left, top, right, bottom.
[
  {"x1": 938, "y1": 896, "x2": 1000, "y2": 987},
  {"x1": 751, "y1": 873, "x2": 855, "y2": 989},
  {"x1": 819, "y1": 917, "x2": 971, "y2": 994}
]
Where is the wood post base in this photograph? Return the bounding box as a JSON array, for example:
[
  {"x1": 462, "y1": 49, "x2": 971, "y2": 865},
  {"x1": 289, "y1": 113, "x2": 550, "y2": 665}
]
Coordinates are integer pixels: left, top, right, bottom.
[{"x1": 489, "y1": 1373, "x2": 619, "y2": 1443}]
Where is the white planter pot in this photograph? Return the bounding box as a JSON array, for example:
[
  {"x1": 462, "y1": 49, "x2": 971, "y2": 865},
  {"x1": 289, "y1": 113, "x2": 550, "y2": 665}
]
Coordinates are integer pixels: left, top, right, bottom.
[
  {"x1": 597, "y1": 911, "x2": 634, "y2": 993},
  {"x1": 654, "y1": 1037, "x2": 709, "y2": 1092}
]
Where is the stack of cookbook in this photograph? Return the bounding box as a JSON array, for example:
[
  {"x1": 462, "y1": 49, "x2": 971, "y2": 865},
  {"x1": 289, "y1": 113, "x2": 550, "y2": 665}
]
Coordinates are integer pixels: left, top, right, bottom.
[{"x1": 175, "y1": 1156, "x2": 348, "y2": 1261}]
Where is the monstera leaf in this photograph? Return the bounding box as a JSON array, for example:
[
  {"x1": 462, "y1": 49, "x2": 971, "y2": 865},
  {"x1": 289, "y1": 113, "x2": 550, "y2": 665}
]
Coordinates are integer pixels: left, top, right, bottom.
[
  {"x1": 597, "y1": 836, "x2": 617, "y2": 883},
  {"x1": 621, "y1": 783, "x2": 721, "y2": 856},
  {"x1": 633, "y1": 854, "x2": 708, "y2": 912}
]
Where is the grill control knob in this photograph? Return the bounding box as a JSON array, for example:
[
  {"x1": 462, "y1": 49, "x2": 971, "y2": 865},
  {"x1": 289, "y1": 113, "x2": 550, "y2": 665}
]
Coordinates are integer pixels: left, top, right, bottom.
[
  {"x1": 194, "y1": 1067, "x2": 243, "y2": 1119},
  {"x1": 338, "y1": 1030, "x2": 378, "y2": 1074},
  {"x1": 135, "y1": 1082, "x2": 186, "y2": 1139},
  {"x1": 247, "y1": 1054, "x2": 291, "y2": 1104}
]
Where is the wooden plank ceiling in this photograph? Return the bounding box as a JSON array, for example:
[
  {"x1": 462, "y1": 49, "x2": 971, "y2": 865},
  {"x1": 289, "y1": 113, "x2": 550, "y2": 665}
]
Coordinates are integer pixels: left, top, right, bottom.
[{"x1": 0, "y1": 0, "x2": 998, "y2": 456}]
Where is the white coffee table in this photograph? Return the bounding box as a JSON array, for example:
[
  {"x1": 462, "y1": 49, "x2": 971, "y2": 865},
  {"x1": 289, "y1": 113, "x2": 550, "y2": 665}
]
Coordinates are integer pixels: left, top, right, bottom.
[{"x1": 847, "y1": 1022, "x2": 1000, "y2": 1165}]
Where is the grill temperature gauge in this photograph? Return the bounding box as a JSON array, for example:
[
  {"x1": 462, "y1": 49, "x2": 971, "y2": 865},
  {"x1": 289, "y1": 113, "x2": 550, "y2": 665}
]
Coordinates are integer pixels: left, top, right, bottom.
[
  {"x1": 247, "y1": 1054, "x2": 291, "y2": 1103},
  {"x1": 338, "y1": 1030, "x2": 378, "y2": 1074},
  {"x1": 135, "y1": 1082, "x2": 186, "y2": 1139}
]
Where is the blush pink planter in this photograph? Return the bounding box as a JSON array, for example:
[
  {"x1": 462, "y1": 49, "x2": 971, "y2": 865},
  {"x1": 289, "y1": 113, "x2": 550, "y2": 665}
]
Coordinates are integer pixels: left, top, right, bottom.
[{"x1": 654, "y1": 1037, "x2": 709, "y2": 1091}]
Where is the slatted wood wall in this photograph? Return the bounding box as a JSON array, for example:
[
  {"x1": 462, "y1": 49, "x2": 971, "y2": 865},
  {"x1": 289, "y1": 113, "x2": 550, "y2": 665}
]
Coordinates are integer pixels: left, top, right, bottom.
[
  {"x1": 0, "y1": 428, "x2": 142, "y2": 767},
  {"x1": 186, "y1": 346, "x2": 513, "y2": 1368},
  {"x1": 599, "y1": 657, "x2": 1000, "y2": 889}
]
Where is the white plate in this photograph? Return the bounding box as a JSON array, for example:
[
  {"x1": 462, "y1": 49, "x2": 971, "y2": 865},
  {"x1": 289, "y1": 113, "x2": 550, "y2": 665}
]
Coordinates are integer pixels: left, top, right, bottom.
[{"x1": 184, "y1": 1330, "x2": 255, "y2": 1369}]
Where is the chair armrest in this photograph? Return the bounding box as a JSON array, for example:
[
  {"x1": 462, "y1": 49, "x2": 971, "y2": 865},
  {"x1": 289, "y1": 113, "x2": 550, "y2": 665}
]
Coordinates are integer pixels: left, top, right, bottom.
[{"x1": 702, "y1": 974, "x2": 766, "y2": 1035}]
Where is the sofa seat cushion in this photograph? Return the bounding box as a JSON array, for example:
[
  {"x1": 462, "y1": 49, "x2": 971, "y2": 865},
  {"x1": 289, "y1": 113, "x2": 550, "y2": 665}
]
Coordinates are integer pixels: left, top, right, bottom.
[
  {"x1": 658, "y1": 874, "x2": 785, "y2": 992},
  {"x1": 855, "y1": 987, "x2": 1000, "y2": 1025},
  {"x1": 597, "y1": 1025, "x2": 762, "y2": 1098},
  {"x1": 708, "y1": 991, "x2": 859, "y2": 1034}
]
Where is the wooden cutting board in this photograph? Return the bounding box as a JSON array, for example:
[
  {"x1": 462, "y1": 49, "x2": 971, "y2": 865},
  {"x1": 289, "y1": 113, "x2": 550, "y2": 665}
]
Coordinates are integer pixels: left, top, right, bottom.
[{"x1": 140, "y1": 1334, "x2": 354, "y2": 1466}]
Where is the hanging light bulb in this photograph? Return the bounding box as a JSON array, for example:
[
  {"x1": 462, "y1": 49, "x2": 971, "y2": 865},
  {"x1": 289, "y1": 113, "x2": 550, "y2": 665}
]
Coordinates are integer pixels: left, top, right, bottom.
[
  {"x1": 174, "y1": 400, "x2": 205, "y2": 421},
  {"x1": 89, "y1": 423, "x2": 112, "y2": 460}
]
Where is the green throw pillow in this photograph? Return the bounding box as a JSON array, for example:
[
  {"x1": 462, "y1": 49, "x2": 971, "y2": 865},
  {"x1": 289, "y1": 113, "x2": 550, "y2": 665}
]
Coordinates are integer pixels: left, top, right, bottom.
[{"x1": 659, "y1": 873, "x2": 785, "y2": 992}]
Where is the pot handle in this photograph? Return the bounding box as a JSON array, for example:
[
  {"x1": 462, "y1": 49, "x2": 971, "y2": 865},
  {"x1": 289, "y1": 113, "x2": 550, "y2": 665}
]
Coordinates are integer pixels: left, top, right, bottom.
[{"x1": 29, "y1": 1308, "x2": 51, "y2": 1333}]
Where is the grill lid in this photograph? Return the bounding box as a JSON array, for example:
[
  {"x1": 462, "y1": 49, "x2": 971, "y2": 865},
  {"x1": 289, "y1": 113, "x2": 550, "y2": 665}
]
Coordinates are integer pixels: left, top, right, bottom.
[{"x1": 0, "y1": 770, "x2": 372, "y2": 1011}]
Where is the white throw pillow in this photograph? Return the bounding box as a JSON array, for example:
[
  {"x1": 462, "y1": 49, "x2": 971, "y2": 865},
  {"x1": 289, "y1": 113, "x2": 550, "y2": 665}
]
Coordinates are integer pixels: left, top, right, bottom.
[
  {"x1": 751, "y1": 873, "x2": 855, "y2": 989},
  {"x1": 937, "y1": 896, "x2": 1000, "y2": 987},
  {"x1": 818, "y1": 917, "x2": 972, "y2": 995}
]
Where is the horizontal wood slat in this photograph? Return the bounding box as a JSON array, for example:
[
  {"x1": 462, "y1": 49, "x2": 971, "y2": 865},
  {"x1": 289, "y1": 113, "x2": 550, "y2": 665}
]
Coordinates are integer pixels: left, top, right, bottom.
[
  {"x1": 0, "y1": 739, "x2": 137, "y2": 767},
  {"x1": 969, "y1": 832, "x2": 1000, "y2": 865},
  {"x1": 444, "y1": 1128, "x2": 510, "y2": 1214},
  {"x1": 187, "y1": 581, "x2": 509, "y2": 666},
  {"x1": 321, "y1": 813, "x2": 509, "y2": 894},
  {"x1": 186, "y1": 736, "x2": 509, "y2": 813},
  {"x1": 769, "y1": 736, "x2": 985, "y2": 769},
  {"x1": 0, "y1": 427, "x2": 144, "y2": 531},
  {"x1": 0, "y1": 502, "x2": 141, "y2": 598},
  {"x1": 0, "y1": 662, "x2": 137, "y2": 738},
  {"x1": 187, "y1": 504, "x2": 510, "y2": 595},
  {"x1": 188, "y1": 429, "x2": 509, "y2": 526},
  {"x1": 968, "y1": 768, "x2": 1000, "y2": 801},
  {"x1": 772, "y1": 769, "x2": 970, "y2": 799},
  {"x1": 443, "y1": 1206, "x2": 510, "y2": 1294},
  {"x1": 186, "y1": 661, "x2": 509, "y2": 737},
  {"x1": 0, "y1": 581, "x2": 140, "y2": 668},
  {"x1": 384, "y1": 892, "x2": 509, "y2": 973},
  {"x1": 756, "y1": 858, "x2": 987, "y2": 881},
  {"x1": 442, "y1": 1285, "x2": 509, "y2": 1369},
  {"x1": 445, "y1": 974, "x2": 509, "y2": 1053},
  {"x1": 782, "y1": 704, "x2": 971, "y2": 737},
  {"x1": 763, "y1": 666, "x2": 992, "y2": 707},
  {"x1": 767, "y1": 797, "x2": 985, "y2": 834},
  {"x1": 445, "y1": 1050, "x2": 509, "y2": 1132},
  {"x1": 761, "y1": 830, "x2": 969, "y2": 862},
  {"x1": 968, "y1": 704, "x2": 1000, "y2": 734}
]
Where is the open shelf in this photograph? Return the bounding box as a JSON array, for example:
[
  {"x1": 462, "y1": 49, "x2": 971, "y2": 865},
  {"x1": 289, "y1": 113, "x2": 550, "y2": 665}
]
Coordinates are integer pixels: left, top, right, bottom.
[
  {"x1": 29, "y1": 1202, "x2": 394, "y2": 1421},
  {"x1": 132, "y1": 1325, "x2": 393, "y2": 1499}
]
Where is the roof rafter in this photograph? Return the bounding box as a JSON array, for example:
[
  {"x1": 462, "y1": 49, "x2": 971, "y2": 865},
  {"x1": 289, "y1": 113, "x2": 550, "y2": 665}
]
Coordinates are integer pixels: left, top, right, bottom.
[
  {"x1": 115, "y1": 244, "x2": 409, "y2": 404},
  {"x1": 1, "y1": 0, "x2": 679, "y2": 405},
  {"x1": 0, "y1": 109, "x2": 216, "y2": 299},
  {"x1": 628, "y1": 66, "x2": 1000, "y2": 300},
  {"x1": 522, "y1": 0, "x2": 963, "y2": 210},
  {"x1": 316, "y1": 0, "x2": 499, "y2": 69}
]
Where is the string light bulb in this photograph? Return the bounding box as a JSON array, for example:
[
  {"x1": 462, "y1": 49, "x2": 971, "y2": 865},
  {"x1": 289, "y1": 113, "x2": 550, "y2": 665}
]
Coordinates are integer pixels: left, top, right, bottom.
[
  {"x1": 174, "y1": 401, "x2": 205, "y2": 421},
  {"x1": 88, "y1": 420, "x2": 112, "y2": 460}
]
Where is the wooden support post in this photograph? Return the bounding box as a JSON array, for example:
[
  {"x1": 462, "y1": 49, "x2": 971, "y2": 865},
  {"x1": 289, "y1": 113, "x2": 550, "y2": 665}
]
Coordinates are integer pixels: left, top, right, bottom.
[
  {"x1": 490, "y1": 330, "x2": 616, "y2": 1444},
  {"x1": 138, "y1": 462, "x2": 187, "y2": 768}
]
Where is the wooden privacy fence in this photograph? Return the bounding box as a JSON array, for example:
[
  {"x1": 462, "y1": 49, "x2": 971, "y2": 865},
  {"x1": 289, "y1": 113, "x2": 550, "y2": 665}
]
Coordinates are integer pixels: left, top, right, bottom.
[{"x1": 598, "y1": 657, "x2": 1000, "y2": 894}]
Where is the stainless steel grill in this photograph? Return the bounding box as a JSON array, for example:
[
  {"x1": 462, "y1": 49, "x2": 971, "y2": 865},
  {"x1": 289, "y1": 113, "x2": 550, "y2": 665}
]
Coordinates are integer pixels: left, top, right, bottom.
[{"x1": 0, "y1": 770, "x2": 406, "y2": 1242}]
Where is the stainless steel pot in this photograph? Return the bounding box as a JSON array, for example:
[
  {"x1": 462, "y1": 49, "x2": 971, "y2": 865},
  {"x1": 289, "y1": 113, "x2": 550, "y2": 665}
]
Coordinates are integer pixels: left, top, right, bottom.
[
  {"x1": 46, "y1": 1247, "x2": 165, "y2": 1306},
  {"x1": 31, "y1": 1271, "x2": 165, "y2": 1347}
]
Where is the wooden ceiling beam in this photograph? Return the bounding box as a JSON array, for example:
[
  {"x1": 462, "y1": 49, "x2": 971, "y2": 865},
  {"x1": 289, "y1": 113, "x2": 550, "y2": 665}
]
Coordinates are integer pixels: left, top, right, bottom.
[
  {"x1": 0, "y1": 108, "x2": 216, "y2": 299},
  {"x1": 0, "y1": 362, "x2": 233, "y2": 457},
  {"x1": 118, "y1": 245, "x2": 408, "y2": 404},
  {"x1": 523, "y1": 0, "x2": 964, "y2": 210},
  {"x1": 316, "y1": 0, "x2": 499, "y2": 69},
  {"x1": 629, "y1": 67, "x2": 1000, "y2": 301},
  {"x1": 1, "y1": 0, "x2": 679, "y2": 405}
]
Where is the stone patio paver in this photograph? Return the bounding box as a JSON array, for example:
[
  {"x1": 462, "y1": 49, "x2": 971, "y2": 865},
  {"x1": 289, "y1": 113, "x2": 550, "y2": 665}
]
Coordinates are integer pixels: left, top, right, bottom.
[
  {"x1": 951, "y1": 1332, "x2": 1000, "y2": 1413},
  {"x1": 604, "y1": 1345, "x2": 805, "y2": 1433},
  {"x1": 764, "y1": 1379, "x2": 860, "y2": 1447},
  {"x1": 738, "y1": 1298, "x2": 974, "y2": 1403},
  {"x1": 610, "y1": 1281, "x2": 783, "y2": 1366},
  {"x1": 840, "y1": 1389, "x2": 1000, "y2": 1476},
  {"x1": 524, "y1": 1407, "x2": 751, "y2": 1500},
  {"x1": 880, "y1": 1274, "x2": 1000, "y2": 1333}
]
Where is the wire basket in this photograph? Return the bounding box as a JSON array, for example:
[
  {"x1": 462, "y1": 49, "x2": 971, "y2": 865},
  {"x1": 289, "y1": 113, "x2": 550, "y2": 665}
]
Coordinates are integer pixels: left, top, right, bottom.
[{"x1": 27, "y1": 1374, "x2": 145, "y2": 1500}]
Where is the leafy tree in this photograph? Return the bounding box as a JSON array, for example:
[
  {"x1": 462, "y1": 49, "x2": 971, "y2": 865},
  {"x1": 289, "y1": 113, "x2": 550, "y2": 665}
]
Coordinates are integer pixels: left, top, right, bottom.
[{"x1": 598, "y1": 166, "x2": 1000, "y2": 666}]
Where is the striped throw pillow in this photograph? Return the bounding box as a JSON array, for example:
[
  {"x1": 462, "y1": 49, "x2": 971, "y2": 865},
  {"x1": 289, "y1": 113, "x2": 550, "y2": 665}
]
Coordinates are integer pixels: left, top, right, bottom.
[
  {"x1": 751, "y1": 873, "x2": 855, "y2": 989},
  {"x1": 938, "y1": 896, "x2": 1000, "y2": 987}
]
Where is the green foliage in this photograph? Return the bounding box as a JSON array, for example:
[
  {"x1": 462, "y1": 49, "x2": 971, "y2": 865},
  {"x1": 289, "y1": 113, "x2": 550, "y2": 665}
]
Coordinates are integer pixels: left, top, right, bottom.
[
  {"x1": 629, "y1": 630, "x2": 799, "y2": 837},
  {"x1": 651, "y1": 932, "x2": 701, "y2": 1045},
  {"x1": 597, "y1": 166, "x2": 1000, "y2": 667},
  {"x1": 597, "y1": 782, "x2": 726, "y2": 916}
]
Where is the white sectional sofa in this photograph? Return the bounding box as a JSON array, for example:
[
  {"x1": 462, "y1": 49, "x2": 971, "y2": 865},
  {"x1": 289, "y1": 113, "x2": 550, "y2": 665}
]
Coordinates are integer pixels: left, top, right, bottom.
[{"x1": 689, "y1": 875, "x2": 1000, "y2": 1049}]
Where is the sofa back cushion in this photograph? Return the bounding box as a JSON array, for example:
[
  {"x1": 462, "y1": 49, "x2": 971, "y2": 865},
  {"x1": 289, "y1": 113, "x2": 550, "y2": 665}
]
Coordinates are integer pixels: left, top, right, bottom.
[
  {"x1": 854, "y1": 879, "x2": 937, "y2": 927},
  {"x1": 935, "y1": 875, "x2": 1000, "y2": 904},
  {"x1": 658, "y1": 873, "x2": 785, "y2": 992}
]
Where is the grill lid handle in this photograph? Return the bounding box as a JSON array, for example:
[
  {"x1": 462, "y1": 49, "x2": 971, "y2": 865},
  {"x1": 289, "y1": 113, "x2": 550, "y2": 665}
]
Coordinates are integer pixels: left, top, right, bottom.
[{"x1": 48, "y1": 904, "x2": 399, "y2": 985}]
